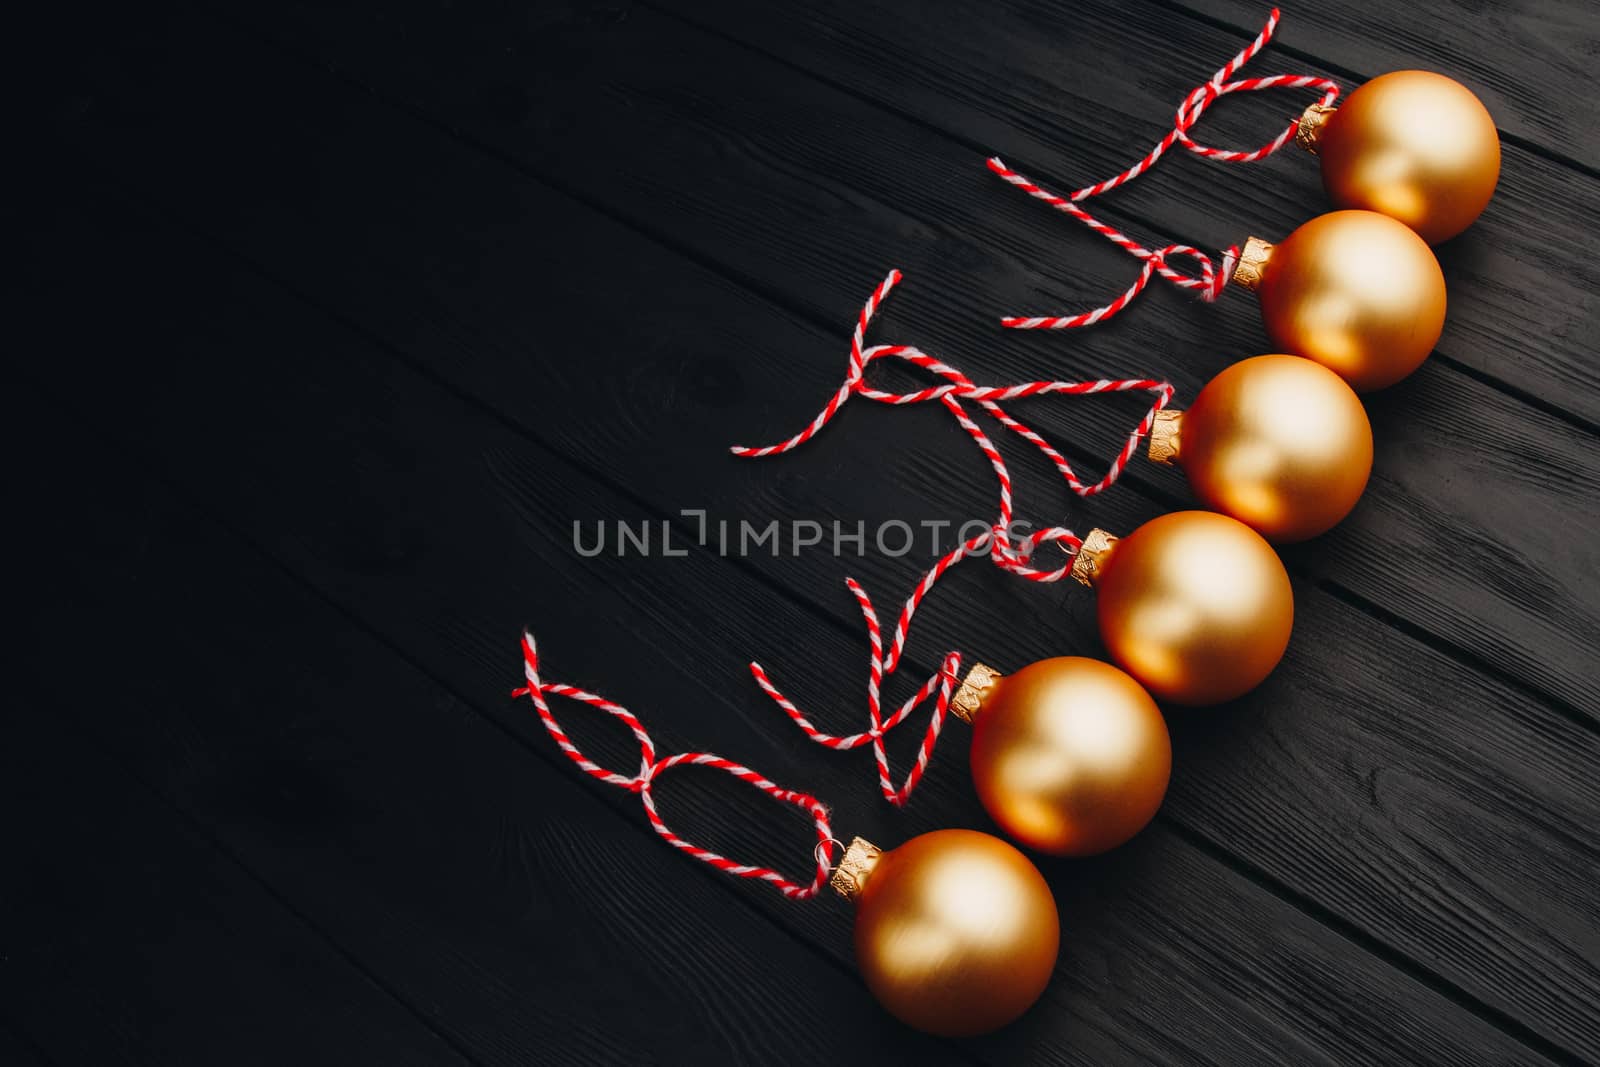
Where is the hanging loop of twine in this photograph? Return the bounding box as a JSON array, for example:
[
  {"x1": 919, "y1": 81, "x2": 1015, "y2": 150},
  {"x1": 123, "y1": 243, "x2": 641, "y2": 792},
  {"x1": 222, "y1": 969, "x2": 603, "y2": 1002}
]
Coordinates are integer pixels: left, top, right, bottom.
[
  {"x1": 513, "y1": 632, "x2": 837, "y2": 898},
  {"x1": 989, "y1": 8, "x2": 1340, "y2": 328}
]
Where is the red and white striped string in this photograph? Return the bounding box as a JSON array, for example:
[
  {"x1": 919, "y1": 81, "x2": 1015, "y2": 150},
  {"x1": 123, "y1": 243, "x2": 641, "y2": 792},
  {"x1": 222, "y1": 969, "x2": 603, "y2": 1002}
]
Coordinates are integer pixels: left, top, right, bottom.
[
  {"x1": 989, "y1": 7, "x2": 1340, "y2": 329},
  {"x1": 752, "y1": 580, "x2": 962, "y2": 807},
  {"x1": 730, "y1": 269, "x2": 1174, "y2": 498},
  {"x1": 736, "y1": 272, "x2": 1170, "y2": 804},
  {"x1": 513, "y1": 632, "x2": 837, "y2": 899}
]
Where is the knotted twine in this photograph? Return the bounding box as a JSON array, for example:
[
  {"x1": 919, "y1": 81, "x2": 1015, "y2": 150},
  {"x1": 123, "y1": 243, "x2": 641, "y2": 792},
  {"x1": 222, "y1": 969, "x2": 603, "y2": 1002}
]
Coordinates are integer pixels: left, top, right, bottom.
[{"x1": 989, "y1": 8, "x2": 1339, "y2": 328}]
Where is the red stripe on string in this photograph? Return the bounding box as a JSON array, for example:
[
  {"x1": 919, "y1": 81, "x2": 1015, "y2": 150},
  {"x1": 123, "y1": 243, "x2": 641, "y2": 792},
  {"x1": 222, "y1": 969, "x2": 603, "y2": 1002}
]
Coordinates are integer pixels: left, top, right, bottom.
[
  {"x1": 737, "y1": 272, "x2": 1169, "y2": 804},
  {"x1": 513, "y1": 633, "x2": 837, "y2": 899},
  {"x1": 988, "y1": 8, "x2": 1339, "y2": 328}
]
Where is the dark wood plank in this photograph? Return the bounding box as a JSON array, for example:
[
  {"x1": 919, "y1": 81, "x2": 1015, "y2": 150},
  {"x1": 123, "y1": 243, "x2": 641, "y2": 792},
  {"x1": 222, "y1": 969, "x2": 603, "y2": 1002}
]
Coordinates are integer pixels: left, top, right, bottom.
[
  {"x1": 0, "y1": 697, "x2": 467, "y2": 1067},
  {"x1": 657, "y1": 0, "x2": 1600, "y2": 427},
  {"x1": 8, "y1": 393, "x2": 970, "y2": 1067},
  {"x1": 233, "y1": 0, "x2": 1600, "y2": 433},
  {"x1": 18, "y1": 144, "x2": 1593, "y2": 1063},
  {"x1": 1175, "y1": 0, "x2": 1600, "y2": 167},
  {"x1": 137, "y1": 0, "x2": 1600, "y2": 720},
  {"x1": 649, "y1": 0, "x2": 1600, "y2": 425},
  {"x1": 0, "y1": 1021, "x2": 55, "y2": 1066}
]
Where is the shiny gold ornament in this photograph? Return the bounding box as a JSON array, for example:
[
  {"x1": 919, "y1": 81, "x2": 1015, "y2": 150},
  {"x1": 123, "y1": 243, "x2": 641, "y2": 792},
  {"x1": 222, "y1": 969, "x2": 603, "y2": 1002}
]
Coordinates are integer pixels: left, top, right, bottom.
[
  {"x1": 841, "y1": 831, "x2": 1059, "y2": 1037},
  {"x1": 958, "y1": 657, "x2": 1170, "y2": 856},
  {"x1": 1151, "y1": 355, "x2": 1373, "y2": 542},
  {"x1": 1238, "y1": 210, "x2": 1446, "y2": 392},
  {"x1": 1086, "y1": 512, "x2": 1293, "y2": 705},
  {"x1": 1300, "y1": 71, "x2": 1500, "y2": 244}
]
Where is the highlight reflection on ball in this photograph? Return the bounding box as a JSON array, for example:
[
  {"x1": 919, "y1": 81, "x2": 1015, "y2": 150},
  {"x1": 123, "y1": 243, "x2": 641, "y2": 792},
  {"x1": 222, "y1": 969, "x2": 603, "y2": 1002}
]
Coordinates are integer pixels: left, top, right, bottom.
[
  {"x1": 967, "y1": 657, "x2": 1170, "y2": 856},
  {"x1": 1091, "y1": 512, "x2": 1293, "y2": 705},
  {"x1": 849, "y1": 830, "x2": 1059, "y2": 1037},
  {"x1": 1254, "y1": 210, "x2": 1446, "y2": 392},
  {"x1": 1314, "y1": 71, "x2": 1500, "y2": 244},
  {"x1": 1167, "y1": 355, "x2": 1372, "y2": 542}
]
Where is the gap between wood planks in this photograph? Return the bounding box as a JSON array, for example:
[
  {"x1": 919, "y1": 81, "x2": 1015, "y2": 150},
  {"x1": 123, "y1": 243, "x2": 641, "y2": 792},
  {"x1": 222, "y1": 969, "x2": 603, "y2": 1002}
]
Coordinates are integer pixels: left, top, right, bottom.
[
  {"x1": 1159, "y1": 0, "x2": 1600, "y2": 179},
  {"x1": 22, "y1": 154, "x2": 1592, "y2": 1066}
]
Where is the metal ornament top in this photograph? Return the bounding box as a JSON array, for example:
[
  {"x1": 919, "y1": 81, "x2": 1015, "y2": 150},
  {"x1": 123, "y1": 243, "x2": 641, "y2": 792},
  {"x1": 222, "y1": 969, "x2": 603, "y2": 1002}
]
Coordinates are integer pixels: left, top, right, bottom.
[
  {"x1": 1070, "y1": 528, "x2": 1120, "y2": 588},
  {"x1": 1296, "y1": 103, "x2": 1336, "y2": 154},
  {"x1": 1148, "y1": 408, "x2": 1183, "y2": 466},
  {"x1": 951, "y1": 662, "x2": 1003, "y2": 724},
  {"x1": 828, "y1": 836, "x2": 883, "y2": 901},
  {"x1": 1231, "y1": 236, "x2": 1274, "y2": 292}
]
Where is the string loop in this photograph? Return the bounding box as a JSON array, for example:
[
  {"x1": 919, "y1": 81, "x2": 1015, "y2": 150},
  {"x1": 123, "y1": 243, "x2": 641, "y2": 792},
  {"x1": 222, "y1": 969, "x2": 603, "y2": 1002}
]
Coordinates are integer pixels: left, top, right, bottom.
[
  {"x1": 513, "y1": 632, "x2": 837, "y2": 898},
  {"x1": 989, "y1": 7, "x2": 1339, "y2": 328},
  {"x1": 738, "y1": 273, "x2": 1168, "y2": 804}
]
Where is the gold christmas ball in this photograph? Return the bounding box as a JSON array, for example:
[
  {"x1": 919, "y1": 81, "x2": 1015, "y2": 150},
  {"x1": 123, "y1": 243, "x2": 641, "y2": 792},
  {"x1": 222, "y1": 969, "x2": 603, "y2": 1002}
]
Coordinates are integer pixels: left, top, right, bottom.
[
  {"x1": 1167, "y1": 355, "x2": 1373, "y2": 543},
  {"x1": 851, "y1": 830, "x2": 1059, "y2": 1036},
  {"x1": 1316, "y1": 71, "x2": 1500, "y2": 244},
  {"x1": 1092, "y1": 512, "x2": 1293, "y2": 705},
  {"x1": 967, "y1": 657, "x2": 1170, "y2": 856},
  {"x1": 1254, "y1": 210, "x2": 1446, "y2": 392}
]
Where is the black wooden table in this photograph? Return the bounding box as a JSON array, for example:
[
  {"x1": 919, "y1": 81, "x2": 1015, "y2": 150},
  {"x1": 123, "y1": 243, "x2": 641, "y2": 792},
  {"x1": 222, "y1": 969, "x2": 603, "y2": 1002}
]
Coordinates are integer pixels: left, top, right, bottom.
[{"x1": 13, "y1": 1, "x2": 1599, "y2": 1064}]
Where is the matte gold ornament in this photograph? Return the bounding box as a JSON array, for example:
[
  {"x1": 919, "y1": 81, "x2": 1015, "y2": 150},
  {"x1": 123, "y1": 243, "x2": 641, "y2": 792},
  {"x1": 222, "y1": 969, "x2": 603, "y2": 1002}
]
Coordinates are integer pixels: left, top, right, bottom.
[
  {"x1": 1299, "y1": 71, "x2": 1500, "y2": 244},
  {"x1": 839, "y1": 831, "x2": 1059, "y2": 1037},
  {"x1": 1150, "y1": 355, "x2": 1373, "y2": 542},
  {"x1": 1084, "y1": 512, "x2": 1293, "y2": 705},
  {"x1": 1233, "y1": 211, "x2": 1446, "y2": 392},
  {"x1": 957, "y1": 657, "x2": 1170, "y2": 856}
]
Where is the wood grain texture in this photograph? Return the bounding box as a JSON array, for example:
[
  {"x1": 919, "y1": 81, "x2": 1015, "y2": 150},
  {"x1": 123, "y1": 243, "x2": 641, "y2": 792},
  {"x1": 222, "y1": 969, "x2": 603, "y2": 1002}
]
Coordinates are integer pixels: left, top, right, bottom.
[
  {"x1": 237, "y1": 0, "x2": 1600, "y2": 432},
  {"x1": 19, "y1": 1, "x2": 1600, "y2": 1062},
  {"x1": 18, "y1": 142, "x2": 1594, "y2": 1063},
  {"x1": 9, "y1": 392, "x2": 969, "y2": 1067},
  {"x1": 1173, "y1": 0, "x2": 1600, "y2": 167},
  {"x1": 0, "y1": 695, "x2": 467, "y2": 1067},
  {"x1": 648, "y1": 0, "x2": 1600, "y2": 426},
  {"x1": 35, "y1": 13, "x2": 1600, "y2": 1054},
  {"x1": 172, "y1": 0, "x2": 1600, "y2": 720}
]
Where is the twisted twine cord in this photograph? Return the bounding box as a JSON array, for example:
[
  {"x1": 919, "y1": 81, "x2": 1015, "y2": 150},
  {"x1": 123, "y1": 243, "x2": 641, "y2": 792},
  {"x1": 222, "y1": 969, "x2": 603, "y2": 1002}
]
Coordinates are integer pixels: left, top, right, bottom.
[
  {"x1": 729, "y1": 269, "x2": 1173, "y2": 496},
  {"x1": 989, "y1": 7, "x2": 1340, "y2": 329},
  {"x1": 737, "y1": 272, "x2": 1172, "y2": 804},
  {"x1": 750, "y1": 584, "x2": 961, "y2": 808},
  {"x1": 513, "y1": 632, "x2": 837, "y2": 898}
]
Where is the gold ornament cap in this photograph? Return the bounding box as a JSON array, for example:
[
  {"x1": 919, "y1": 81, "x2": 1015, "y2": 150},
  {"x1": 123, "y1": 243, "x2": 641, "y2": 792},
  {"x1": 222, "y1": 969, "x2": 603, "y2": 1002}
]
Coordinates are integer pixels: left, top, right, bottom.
[
  {"x1": 1070, "y1": 528, "x2": 1119, "y2": 588},
  {"x1": 1148, "y1": 408, "x2": 1183, "y2": 466},
  {"x1": 1231, "y1": 236, "x2": 1274, "y2": 292},
  {"x1": 828, "y1": 836, "x2": 883, "y2": 901},
  {"x1": 951, "y1": 662, "x2": 1003, "y2": 724},
  {"x1": 1296, "y1": 103, "x2": 1336, "y2": 154}
]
